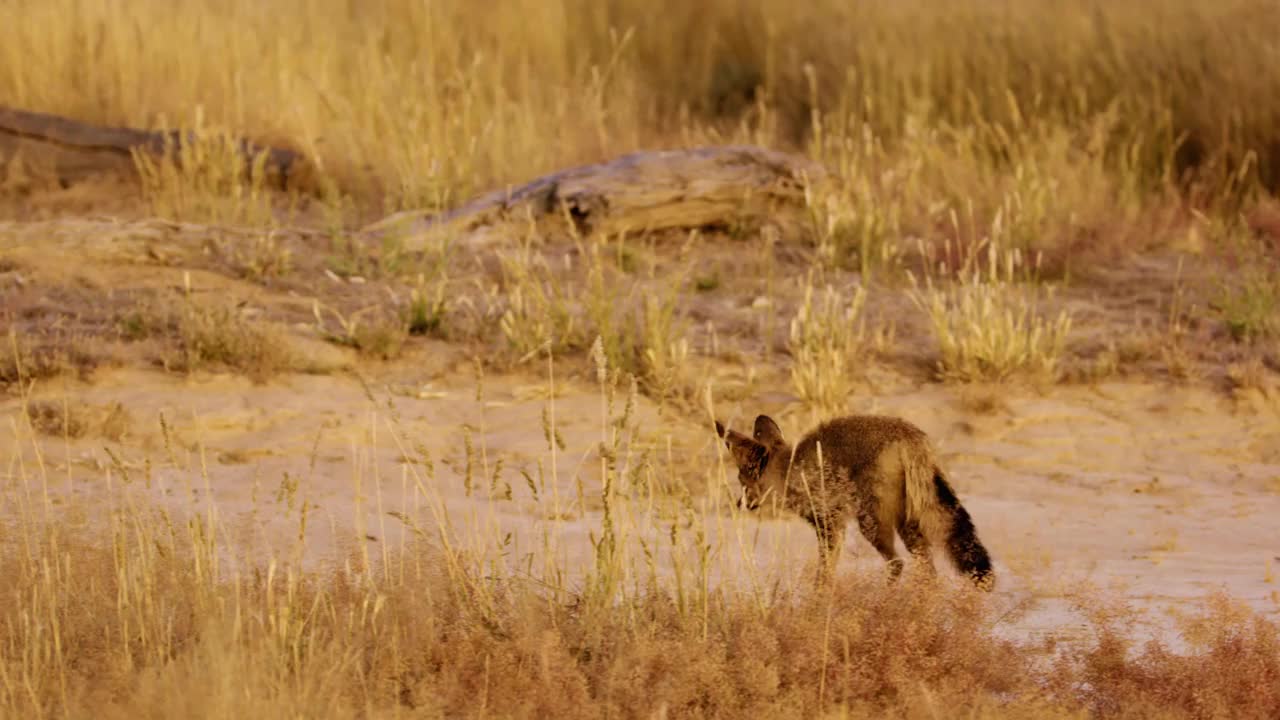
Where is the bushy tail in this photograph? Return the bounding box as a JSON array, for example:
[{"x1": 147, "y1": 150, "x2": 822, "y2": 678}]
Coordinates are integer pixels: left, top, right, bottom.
[
  {"x1": 930, "y1": 470, "x2": 994, "y2": 590},
  {"x1": 902, "y1": 447, "x2": 993, "y2": 590}
]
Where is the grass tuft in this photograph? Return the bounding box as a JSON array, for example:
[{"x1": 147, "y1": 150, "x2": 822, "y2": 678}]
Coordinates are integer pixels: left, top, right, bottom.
[
  {"x1": 133, "y1": 110, "x2": 277, "y2": 226},
  {"x1": 788, "y1": 276, "x2": 868, "y2": 413},
  {"x1": 174, "y1": 299, "x2": 296, "y2": 378},
  {"x1": 910, "y1": 242, "x2": 1072, "y2": 383}
]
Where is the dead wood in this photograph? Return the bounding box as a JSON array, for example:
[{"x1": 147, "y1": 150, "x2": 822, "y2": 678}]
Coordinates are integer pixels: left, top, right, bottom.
[
  {"x1": 2, "y1": 105, "x2": 825, "y2": 251},
  {"x1": 0, "y1": 105, "x2": 309, "y2": 191},
  {"x1": 361, "y1": 145, "x2": 827, "y2": 250}
]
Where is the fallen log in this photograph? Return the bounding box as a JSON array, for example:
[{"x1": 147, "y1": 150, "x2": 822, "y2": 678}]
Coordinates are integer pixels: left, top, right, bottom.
[
  {"x1": 2, "y1": 104, "x2": 826, "y2": 249},
  {"x1": 361, "y1": 145, "x2": 827, "y2": 250},
  {"x1": 0, "y1": 105, "x2": 309, "y2": 191}
]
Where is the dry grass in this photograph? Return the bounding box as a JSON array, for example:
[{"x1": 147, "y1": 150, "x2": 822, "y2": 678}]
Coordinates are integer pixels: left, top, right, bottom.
[
  {"x1": 174, "y1": 300, "x2": 297, "y2": 378},
  {"x1": 956, "y1": 386, "x2": 1011, "y2": 417},
  {"x1": 1, "y1": 437, "x2": 1277, "y2": 719},
  {"x1": 1, "y1": 329, "x2": 103, "y2": 392},
  {"x1": 132, "y1": 114, "x2": 279, "y2": 226},
  {"x1": 910, "y1": 243, "x2": 1073, "y2": 383},
  {"x1": 3, "y1": 0, "x2": 1278, "y2": 226},
  {"x1": 4, "y1": 0, "x2": 1278, "y2": 395},
  {"x1": 316, "y1": 306, "x2": 409, "y2": 362},
  {"x1": 497, "y1": 244, "x2": 583, "y2": 363},
  {"x1": 23, "y1": 398, "x2": 130, "y2": 441},
  {"x1": 788, "y1": 277, "x2": 868, "y2": 413}
]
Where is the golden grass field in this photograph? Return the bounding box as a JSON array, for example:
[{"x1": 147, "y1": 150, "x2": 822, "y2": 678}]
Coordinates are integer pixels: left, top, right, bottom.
[{"x1": 2, "y1": 0, "x2": 1280, "y2": 717}]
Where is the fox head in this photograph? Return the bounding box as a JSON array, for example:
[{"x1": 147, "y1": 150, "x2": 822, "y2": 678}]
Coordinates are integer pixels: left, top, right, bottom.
[{"x1": 714, "y1": 415, "x2": 791, "y2": 511}]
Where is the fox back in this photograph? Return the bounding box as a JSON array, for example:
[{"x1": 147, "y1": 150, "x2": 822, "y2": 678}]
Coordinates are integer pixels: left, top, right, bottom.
[{"x1": 748, "y1": 416, "x2": 934, "y2": 529}]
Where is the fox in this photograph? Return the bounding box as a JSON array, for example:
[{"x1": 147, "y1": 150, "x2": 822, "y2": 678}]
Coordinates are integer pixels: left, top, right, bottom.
[{"x1": 714, "y1": 413, "x2": 994, "y2": 590}]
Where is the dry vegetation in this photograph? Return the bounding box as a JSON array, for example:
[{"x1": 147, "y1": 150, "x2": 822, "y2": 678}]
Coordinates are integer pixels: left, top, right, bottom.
[
  {"x1": 3, "y1": 388, "x2": 1279, "y2": 719},
  {"x1": 3, "y1": 0, "x2": 1280, "y2": 717}
]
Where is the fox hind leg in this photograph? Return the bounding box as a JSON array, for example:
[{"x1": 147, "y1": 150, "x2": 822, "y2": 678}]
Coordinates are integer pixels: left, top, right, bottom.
[
  {"x1": 897, "y1": 517, "x2": 937, "y2": 577},
  {"x1": 855, "y1": 506, "x2": 903, "y2": 581}
]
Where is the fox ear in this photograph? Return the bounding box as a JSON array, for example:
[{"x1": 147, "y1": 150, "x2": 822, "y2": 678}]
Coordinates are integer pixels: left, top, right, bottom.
[
  {"x1": 753, "y1": 415, "x2": 786, "y2": 447},
  {"x1": 715, "y1": 422, "x2": 766, "y2": 469}
]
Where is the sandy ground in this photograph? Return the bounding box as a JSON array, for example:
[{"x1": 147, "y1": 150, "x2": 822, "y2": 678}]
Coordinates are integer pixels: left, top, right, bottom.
[{"x1": 4, "y1": 357, "x2": 1277, "y2": 651}]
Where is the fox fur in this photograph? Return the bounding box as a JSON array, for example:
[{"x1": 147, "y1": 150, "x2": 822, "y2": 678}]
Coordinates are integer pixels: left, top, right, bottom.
[{"x1": 715, "y1": 413, "x2": 994, "y2": 590}]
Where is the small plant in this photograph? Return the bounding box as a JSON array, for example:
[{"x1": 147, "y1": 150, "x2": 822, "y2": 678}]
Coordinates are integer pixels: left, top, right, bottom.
[
  {"x1": 2, "y1": 329, "x2": 99, "y2": 390},
  {"x1": 788, "y1": 276, "x2": 868, "y2": 413},
  {"x1": 116, "y1": 309, "x2": 158, "y2": 342},
  {"x1": 956, "y1": 385, "x2": 1009, "y2": 416},
  {"x1": 1160, "y1": 257, "x2": 1200, "y2": 382},
  {"x1": 312, "y1": 302, "x2": 408, "y2": 360},
  {"x1": 24, "y1": 399, "x2": 89, "y2": 438},
  {"x1": 2, "y1": 330, "x2": 54, "y2": 389},
  {"x1": 637, "y1": 289, "x2": 690, "y2": 399},
  {"x1": 910, "y1": 241, "x2": 1072, "y2": 383},
  {"x1": 694, "y1": 273, "x2": 720, "y2": 292},
  {"x1": 26, "y1": 399, "x2": 130, "y2": 444},
  {"x1": 497, "y1": 245, "x2": 580, "y2": 362},
  {"x1": 1226, "y1": 356, "x2": 1272, "y2": 396},
  {"x1": 405, "y1": 272, "x2": 448, "y2": 337},
  {"x1": 351, "y1": 315, "x2": 408, "y2": 360},
  {"x1": 1214, "y1": 266, "x2": 1280, "y2": 342},
  {"x1": 220, "y1": 231, "x2": 294, "y2": 281},
  {"x1": 177, "y1": 300, "x2": 295, "y2": 378}
]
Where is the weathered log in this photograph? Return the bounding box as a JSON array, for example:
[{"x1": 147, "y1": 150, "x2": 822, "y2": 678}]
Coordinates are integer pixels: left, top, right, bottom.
[
  {"x1": 0, "y1": 105, "x2": 309, "y2": 191},
  {"x1": 2, "y1": 105, "x2": 826, "y2": 249},
  {"x1": 361, "y1": 145, "x2": 827, "y2": 249}
]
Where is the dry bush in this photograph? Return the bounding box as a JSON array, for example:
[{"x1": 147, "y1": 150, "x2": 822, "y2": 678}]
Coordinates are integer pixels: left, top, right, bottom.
[
  {"x1": 215, "y1": 232, "x2": 295, "y2": 282},
  {"x1": 0, "y1": 498, "x2": 1033, "y2": 718},
  {"x1": 1, "y1": 329, "x2": 101, "y2": 391},
  {"x1": 174, "y1": 302, "x2": 296, "y2": 378},
  {"x1": 21, "y1": 399, "x2": 130, "y2": 439},
  {"x1": 346, "y1": 311, "x2": 408, "y2": 361},
  {"x1": 956, "y1": 386, "x2": 1011, "y2": 417},
  {"x1": 1054, "y1": 594, "x2": 1280, "y2": 719},
  {"x1": 24, "y1": 398, "x2": 88, "y2": 437}
]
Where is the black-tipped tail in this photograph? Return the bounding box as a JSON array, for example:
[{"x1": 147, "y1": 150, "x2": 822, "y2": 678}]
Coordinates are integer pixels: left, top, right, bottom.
[{"x1": 933, "y1": 471, "x2": 994, "y2": 591}]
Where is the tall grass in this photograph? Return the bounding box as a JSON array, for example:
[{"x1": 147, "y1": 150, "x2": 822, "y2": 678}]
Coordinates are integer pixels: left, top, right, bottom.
[
  {"x1": 3, "y1": 374, "x2": 1279, "y2": 718},
  {"x1": 2, "y1": 0, "x2": 1278, "y2": 221}
]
